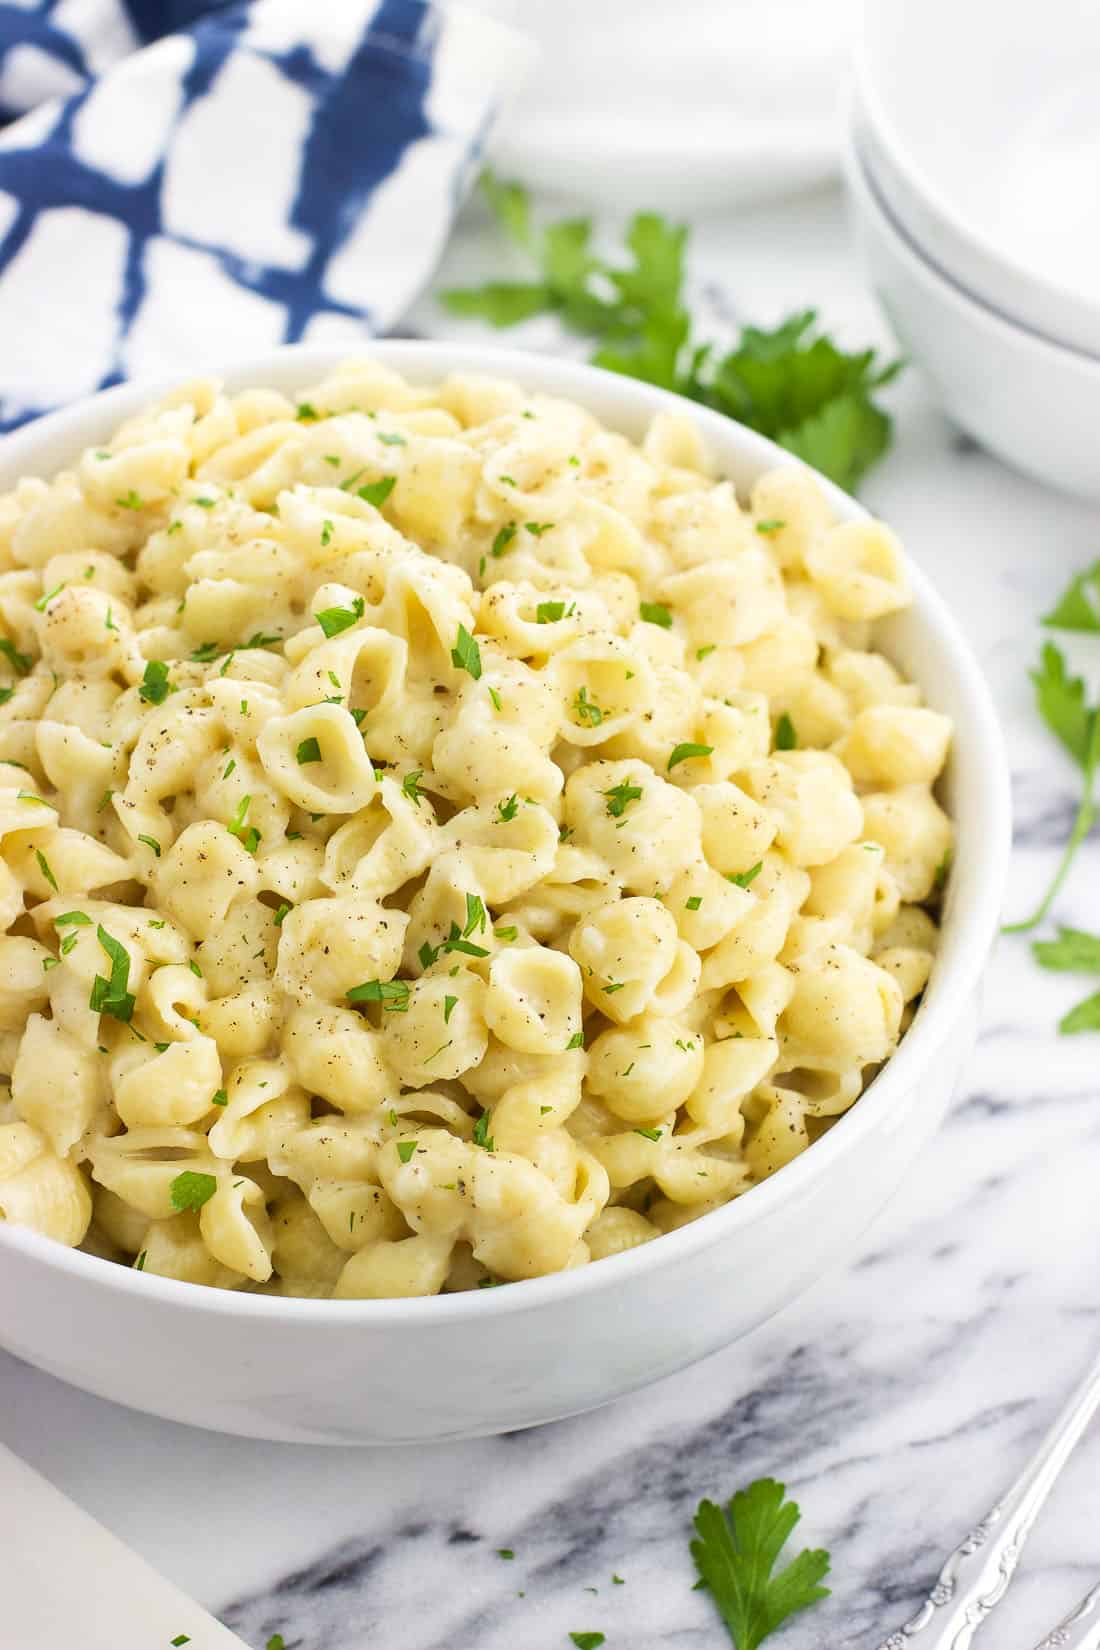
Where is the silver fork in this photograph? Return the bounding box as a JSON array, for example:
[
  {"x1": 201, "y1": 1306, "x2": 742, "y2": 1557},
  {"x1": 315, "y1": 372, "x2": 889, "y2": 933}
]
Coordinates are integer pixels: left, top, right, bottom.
[{"x1": 874, "y1": 1351, "x2": 1100, "y2": 1649}]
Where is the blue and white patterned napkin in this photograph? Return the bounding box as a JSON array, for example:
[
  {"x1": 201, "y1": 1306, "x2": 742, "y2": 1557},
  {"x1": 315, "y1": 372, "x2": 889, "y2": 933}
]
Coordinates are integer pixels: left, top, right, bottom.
[{"x1": 0, "y1": 0, "x2": 531, "y2": 428}]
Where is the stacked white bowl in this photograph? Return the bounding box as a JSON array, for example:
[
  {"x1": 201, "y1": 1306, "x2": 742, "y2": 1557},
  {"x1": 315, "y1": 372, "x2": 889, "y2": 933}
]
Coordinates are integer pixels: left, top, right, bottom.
[{"x1": 848, "y1": 0, "x2": 1100, "y2": 498}]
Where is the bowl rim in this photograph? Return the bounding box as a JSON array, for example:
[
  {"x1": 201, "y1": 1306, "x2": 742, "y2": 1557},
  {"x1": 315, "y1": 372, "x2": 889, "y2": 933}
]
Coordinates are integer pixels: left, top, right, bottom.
[
  {"x1": 0, "y1": 339, "x2": 1012, "y2": 1323},
  {"x1": 846, "y1": 130, "x2": 1100, "y2": 376},
  {"x1": 851, "y1": 0, "x2": 1100, "y2": 350}
]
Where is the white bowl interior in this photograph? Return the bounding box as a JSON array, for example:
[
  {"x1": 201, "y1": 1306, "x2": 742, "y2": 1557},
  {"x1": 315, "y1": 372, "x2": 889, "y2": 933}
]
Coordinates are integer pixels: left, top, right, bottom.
[
  {"x1": 0, "y1": 341, "x2": 1012, "y2": 1329},
  {"x1": 858, "y1": 0, "x2": 1100, "y2": 321}
]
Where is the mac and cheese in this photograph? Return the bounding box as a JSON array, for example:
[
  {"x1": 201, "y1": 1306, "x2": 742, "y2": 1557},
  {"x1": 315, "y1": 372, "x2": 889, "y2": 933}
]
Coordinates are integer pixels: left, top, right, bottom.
[{"x1": 0, "y1": 359, "x2": 952, "y2": 1297}]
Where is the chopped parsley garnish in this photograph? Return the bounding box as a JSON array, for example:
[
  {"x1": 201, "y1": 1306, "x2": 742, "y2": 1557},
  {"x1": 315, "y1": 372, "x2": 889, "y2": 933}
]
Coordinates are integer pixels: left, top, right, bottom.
[
  {"x1": 188, "y1": 959, "x2": 203, "y2": 978},
  {"x1": 396, "y1": 1139, "x2": 417, "y2": 1164},
  {"x1": 227, "y1": 794, "x2": 261, "y2": 854},
  {"x1": 34, "y1": 583, "x2": 64, "y2": 613},
  {"x1": 602, "y1": 779, "x2": 642, "y2": 819},
  {"x1": 134, "y1": 1250, "x2": 147, "y2": 1271},
  {"x1": 377, "y1": 430, "x2": 406, "y2": 446},
  {"x1": 536, "y1": 600, "x2": 569, "y2": 623},
  {"x1": 569, "y1": 1636, "x2": 604, "y2": 1650},
  {"x1": 0, "y1": 688, "x2": 12, "y2": 706},
  {"x1": 668, "y1": 741, "x2": 713, "y2": 771},
  {"x1": 190, "y1": 641, "x2": 220, "y2": 662},
  {"x1": 137, "y1": 834, "x2": 161, "y2": 857},
  {"x1": 42, "y1": 955, "x2": 60, "y2": 972},
  {"x1": 296, "y1": 737, "x2": 322, "y2": 765},
  {"x1": 0, "y1": 638, "x2": 30, "y2": 675},
  {"x1": 273, "y1": 902, "x2": 292, "y2": 926},
  {"x1": 223, "y1": 758, "x2": 236, "y2": 779},
  {"x1": 192, "y1": 496, "x2": 216, "y2": 509},
  {"x1": 472, "y1": 1109, "x2": 495, "y2": 1152},
  {"x1": 634, "y1": 1126, "x2": 662, "y2": 1141},
  {"x1": 488, "y1": 685, "x2": 503, "y2": 711},
  {"x1": 497, "y1": 1548, "x2": 514, "y2": 1560},
  {"x1": 451, "y1": 624, "x2": 482, "y2": 680},
  {"x1": 358, "y1": 475, "x2": 397, "y2": 508},
  {"x1": 402, "y1": 769, "x2": 425, "y2": 807},
  {"x1": 755, "y1": 518, "x2": 786, "y2": 535},
  {"x1": 496, "y1": 793, "x2": 519, "y2": 822},
  {"x1": 138, "y1": 660, "x2": 172, "y2": 704},
  {"x1": 463, "y1": 892, "x2": 487, "y2": 935},
  {"x1": 566, "y1": 1030, "x2": 585, "y2": 1050},
  {"x1": 34, "y1": 848, "x2": 57, "y2": 890},
  {"x1": 696, "y1": 644, "x2": 717, "y2": 660},
  {"x1": 491, "y1": 522, "x2": 517, "y2": 558},
  {"x1": 572, "y1": 685, "x2": 604, "y2": 727},
  {"x1": 525, "y1": 521, "x2": 553, "y2": 537},
  {"x1": 690, "y1": 1478, "x2": 830, "y2": 1650},
  {"x1": 89, "y1": 925, "x2": 135, "y2": 1023},
  {"x1": 347, "y1": 978, "x2": 411, "y2": 1012},
  {"x1": 55, "y1": 911, "x2": 90, "y2": 928},
  {"x1": 169, "y1": 1172, "x2": 217, "y2": 1213},
  {"x1": 114, "y1": 490, "x2": 144, "y2": 510},
  {"x1": 17, "y1": 790, "x2": 47, "y2": 806},
  {"x1": 495, "y1": 925, "x2": 518, "y2": 941},
  {"x1": 728, "y1": 862, "x2": 763, "y2": 889},
  {"x1": 439, "y1": 921, "x2": 489, "y2": 959},
  {"x1": 211, "y1": 1089, "x2": 228, "y2": 1107},
  {"x1": 686, "y1": 895, "x2": 703, "y2": 911},
  {"x1": 315, "y1": 596, "x2": 364, "y2": 638},
  {"x1": 774, "y1": 713, "x2": 797, "y2": 750},
  {"x1": 321, "y1": 519, "x2": 334, "y2": 547},
  {"x1": 443, "y1": 994, "x2": 458, "y2": 1024},
  {"x1": 639, "y1": 601, "x2": 672, "y2": 628},
  {"x1": 296, "y1": 402, "x2": 320, "y2": 421},
  {"x1": 418, "y1": 940, "x2": 440, "y2": 969}
]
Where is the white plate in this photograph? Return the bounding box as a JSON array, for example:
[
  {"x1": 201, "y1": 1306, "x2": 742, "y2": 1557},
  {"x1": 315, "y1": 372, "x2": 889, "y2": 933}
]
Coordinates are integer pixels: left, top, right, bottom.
[{"x1": 854, "y1": 0, "x2": 1100, "y2": 357}]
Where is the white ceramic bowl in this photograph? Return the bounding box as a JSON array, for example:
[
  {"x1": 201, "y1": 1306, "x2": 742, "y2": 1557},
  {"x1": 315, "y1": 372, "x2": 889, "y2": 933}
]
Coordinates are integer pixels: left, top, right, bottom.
[
  {"x1": 845, "y1": 135, "x2": 1100, "y2": 501},
  {"x1": 854, "y1": 0, "x2": 1100, "y2": 357},
  {"x1": 0, "y1": 342, "x2": 1011, "y2": 1444}
]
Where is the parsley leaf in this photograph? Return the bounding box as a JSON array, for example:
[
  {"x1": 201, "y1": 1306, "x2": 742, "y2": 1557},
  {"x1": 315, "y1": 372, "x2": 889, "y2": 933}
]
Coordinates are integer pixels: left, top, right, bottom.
[
  {"x1": 497, "y1": 793, "x2": 520, "y2": 822},
  {"x1": 690, "y1": 1478, "x2": 830, "y2": 1650},
  {"x1": 668, "y1": 741, "x2": 713, "y2": 771},
  {"x1": 1032, "y1": 926, "x2": 1100, "y2": 1036},
  {"x1": 602, "y1": 779, "x2": 642, "y2": 819},
  {"x1": 491, "y1": 522, "x2": 517, "y2": 558},
  {"x1": 1005, "y1": 641, "x2": 1100, "y2": 933},
  {"x1": 138, "y1": 660, "x2": 172, "y2": 704},
  {"x1": 402, "y1": 769, "x2": 425, "y2": 808},
  {"x1": 1043, "y1": 560, "x2": 1100, "y2": 632},
  {"x1": 296, "y1": 737, "x2": 322, "y2": 765},
  {"x1": 728, "y1": 862, "x2": 763, "y2": 889},
  {"x1": 640, "y1": 601, "x2": 673, "y2": 628},
  {"x1": 358, "y1": 476, "x2": 396, "y2": 508},
  {"x1": 569, "y1": 1637, "x2": 605, "y2": 1650},
  {"x1": 442, "y1": 175, "x2": 899, "y2": 492},
  {"x1": 347, "y1": 978, "x2": 410, "y2": 1012},
  {"x1": 1060, "y1": 992, "x2": 1100, "y2": 1034},
  {"x1": 34, "y1": 848, "x2": 57, "y2": 890},
  {"x1": 1033, "y1": 927, "x2": 1100, "y2": 972},
  {"x1": 169, "y1": 1171, "x2": 218, "y2": 1213},
  {"x1": 774, "y1": 713, "x2": 797, "y2": 751},
  {"x1": 472, "y1": 1108, "x2": 495, "y2": 1152},
  {"x1": 315, "y1": 596, "x2": 364, "y2": 638},
  {"x1": 0, "y1": 638, "x2": 30, "y2": 676},
  {"x1": 396, "y1": 1139, "x2": 417, "y2": 1164},
  {"x1": 451, "y1": 624, "x2": 483, "y2": 680},
  {"x1": 89, "y1": 925, "x2": 135, "y2": 1023}
]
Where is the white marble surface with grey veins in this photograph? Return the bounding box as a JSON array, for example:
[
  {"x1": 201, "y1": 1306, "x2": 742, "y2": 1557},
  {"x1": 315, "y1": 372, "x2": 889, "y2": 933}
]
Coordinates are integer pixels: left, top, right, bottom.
[{"x1": 4, "y1": 186, "x2": 1100, "y2": 1650}]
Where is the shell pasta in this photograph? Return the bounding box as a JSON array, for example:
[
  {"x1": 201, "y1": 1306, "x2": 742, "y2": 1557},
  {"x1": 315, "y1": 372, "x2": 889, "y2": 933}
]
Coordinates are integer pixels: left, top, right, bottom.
[{"x1": 0, "y1": 358, "x2": 952, "y2": 1297}]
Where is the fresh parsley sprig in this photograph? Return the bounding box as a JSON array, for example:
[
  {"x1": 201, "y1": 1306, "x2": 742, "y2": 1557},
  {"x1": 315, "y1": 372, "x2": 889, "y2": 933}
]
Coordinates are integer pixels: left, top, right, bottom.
[
  {"x1": 691, "y1": 1478, "x2": 830, "y2": 1650},
  {"x1": 1005, "y1": 636, "x2": 1100, "y2": 935},
  {"x1": 442, "y1": 174, "x2": 901, "y2": 493}
]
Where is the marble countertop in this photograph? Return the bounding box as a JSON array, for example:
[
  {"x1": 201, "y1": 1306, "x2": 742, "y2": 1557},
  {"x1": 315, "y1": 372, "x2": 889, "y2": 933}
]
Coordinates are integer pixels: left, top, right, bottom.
[{"x1": 4, "y1": 183, "x2": 1100, "y2": 1650}]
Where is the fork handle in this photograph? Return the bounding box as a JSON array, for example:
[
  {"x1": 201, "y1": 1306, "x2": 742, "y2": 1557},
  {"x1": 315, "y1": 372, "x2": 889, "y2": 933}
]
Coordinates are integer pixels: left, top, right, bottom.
[
  {"x1": 1032, "y1": 1582, "x2": 1100, "y2": 1649},
  {"x1": 873, "y1": 1352, "x2": 1100, "y2": 1650}
]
